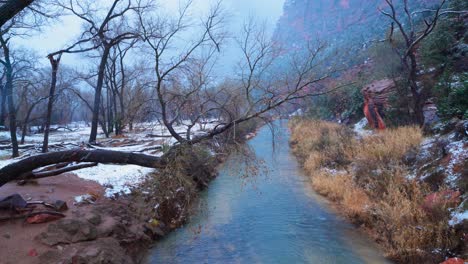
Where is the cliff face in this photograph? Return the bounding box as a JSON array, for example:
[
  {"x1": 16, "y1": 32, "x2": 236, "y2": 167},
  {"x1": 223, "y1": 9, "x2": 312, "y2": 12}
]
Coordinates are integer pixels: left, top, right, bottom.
[{"x1": 273, "y1": 0, "x2": 442, "y2": 55}]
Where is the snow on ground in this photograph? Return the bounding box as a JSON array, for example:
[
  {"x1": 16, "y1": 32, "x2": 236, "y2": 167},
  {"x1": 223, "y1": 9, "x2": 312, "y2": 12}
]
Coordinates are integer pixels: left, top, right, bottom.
[
  {"x1": 73, "y1": 164, "x2": 155, "y2": 197},
  {"x1": 353, "y1": 118, "x2": 372, "y2": 137},
  {"x1": 445, "y1": 138, "x2": 468, "y2": 187},
  {"x1": 449, "y1": 210, "x2": 468, "y2": 226},
  {"x1": 0, "y1": 119, "x2": 222, "y2": 197}
]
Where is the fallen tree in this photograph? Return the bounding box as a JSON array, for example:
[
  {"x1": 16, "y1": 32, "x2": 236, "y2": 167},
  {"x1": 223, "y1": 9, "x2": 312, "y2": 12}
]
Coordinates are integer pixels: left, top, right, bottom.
[{"x1": 0, "y1": 149, "x2": 166, "y2": 187}]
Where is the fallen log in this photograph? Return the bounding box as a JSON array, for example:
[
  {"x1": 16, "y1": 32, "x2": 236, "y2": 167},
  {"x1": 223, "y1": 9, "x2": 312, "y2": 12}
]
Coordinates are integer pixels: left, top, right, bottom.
[
  {"x1": 0, "y1": 149, "x2": 166, "y2": 187},
  {"x1": 145, "y1": 134, "x2": 172, "y2": 138}
]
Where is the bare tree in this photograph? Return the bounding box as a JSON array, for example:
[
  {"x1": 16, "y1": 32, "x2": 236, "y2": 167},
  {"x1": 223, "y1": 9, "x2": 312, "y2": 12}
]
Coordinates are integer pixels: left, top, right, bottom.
[
  {"x1": 41, "y1": 54, "x2": 61, "y2": 152},
  {"x1": 104, "y1": 41, "x2": 137, "y2": 135},
  {"x1": 379, "y1": 0, "x2": 451, "y2": 125},
  {"x1": 139, "y1": 3, "x2": 336, "y2": 145},
  {"x1": 0, "y1": 32, "x2": 18, "y2": 156},
  {"x1": 56, "y1": 0, "x2": 147, "y2": 143}
]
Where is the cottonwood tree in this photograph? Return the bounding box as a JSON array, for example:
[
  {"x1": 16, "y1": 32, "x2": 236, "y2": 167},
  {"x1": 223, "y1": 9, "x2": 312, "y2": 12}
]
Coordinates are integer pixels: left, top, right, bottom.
[{"x1": 379, "y1": 0, "x2": 459, "y2": 125}]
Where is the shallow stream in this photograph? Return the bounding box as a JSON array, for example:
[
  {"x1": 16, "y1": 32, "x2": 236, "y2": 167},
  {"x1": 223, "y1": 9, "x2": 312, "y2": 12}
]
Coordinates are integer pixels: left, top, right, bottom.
[{"x1": 146, "y1": 120, "x2": 391, "y2": 264}]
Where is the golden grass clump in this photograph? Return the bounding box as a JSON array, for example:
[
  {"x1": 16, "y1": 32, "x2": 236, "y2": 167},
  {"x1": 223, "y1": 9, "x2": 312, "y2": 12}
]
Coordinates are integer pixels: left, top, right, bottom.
[
  {"x1": 311, "y1": 171, "x2": 370, "y2": 219},
  {"x1": 351, "y1": 126, "x2": 423, "y2": 165},
  {"x1": 290, "y1": 119, "x2": 356, "y2": 168}
]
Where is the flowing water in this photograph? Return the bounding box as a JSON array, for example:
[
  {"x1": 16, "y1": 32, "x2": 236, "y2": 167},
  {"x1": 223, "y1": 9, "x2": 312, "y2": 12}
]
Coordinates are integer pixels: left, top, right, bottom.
[{"x1": 146, "y1": 120, "x2": 392, "y2": 264}]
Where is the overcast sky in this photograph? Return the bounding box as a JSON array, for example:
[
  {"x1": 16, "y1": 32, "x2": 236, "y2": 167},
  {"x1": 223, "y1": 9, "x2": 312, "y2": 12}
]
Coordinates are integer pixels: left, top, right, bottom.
[{"x1": 14, "y1": 0, "x2": 285, "y2": 76}]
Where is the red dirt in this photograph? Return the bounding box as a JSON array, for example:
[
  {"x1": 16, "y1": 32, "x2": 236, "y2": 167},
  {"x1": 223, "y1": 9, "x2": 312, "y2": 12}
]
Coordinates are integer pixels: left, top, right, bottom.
[{"x1": 0, "y1": 174, "x2": 104, "y2": 264}]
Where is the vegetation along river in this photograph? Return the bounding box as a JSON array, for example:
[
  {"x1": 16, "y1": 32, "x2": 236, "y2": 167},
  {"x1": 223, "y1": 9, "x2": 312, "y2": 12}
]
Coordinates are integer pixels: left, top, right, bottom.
[{"x1": 146, "y1": 120, "x2": 392, "y2": 263}]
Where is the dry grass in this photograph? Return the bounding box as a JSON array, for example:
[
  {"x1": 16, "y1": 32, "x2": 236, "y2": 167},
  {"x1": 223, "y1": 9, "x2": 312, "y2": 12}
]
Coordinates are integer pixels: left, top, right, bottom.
[
  {"x1": 290, "y1": 119, "x2": 356, "y2": 170},
  {"x1": 311, "y1": 170, "x2": 370, "y2": 219},
  {"x1": 351, "y1": 126, "x2": 423, "y2": 165},
  {"x1": 290, "y1": 119, "x2": 453, "y2": 263},
  {"x1": 375, "y1": 179, "x2": 454, "y2": 262}
]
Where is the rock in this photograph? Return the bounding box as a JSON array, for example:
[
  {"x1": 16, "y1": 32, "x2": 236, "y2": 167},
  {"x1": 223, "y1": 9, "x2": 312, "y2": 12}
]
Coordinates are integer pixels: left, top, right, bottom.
[
  {"x1": 74, "y1": 194, "x2": 96, "y2": 205},
  {"x1": 86, "y1": 213, "x2": 102, "y2": 226},
  {"x1": 440, "y1": 257, "x2": 466, "y2": 264},
  {"x1": 423, "y1": 190, "x2": 461, "y2": 214},
  {"x1": 39, "y1": 238, "x2": 134, "y2": 264},
  {"x1": 361, "y1": 79, "x2": 396, "y2": 129},
  {"x1": 454, "y1": 120, "x2": 468, "y2": 140},
  {"x1": 28, "y1": 248, "x2": 38, "y2": 257},
  {"x1": 441, "y1": 118, "x2": 461, "y2": 135},
  {"x1": 143, "y1": 223, "x2": 166, "y2": 239},
  {"x1": 26, "y1": 212, "x2": 65, "y2": 224},
  {"x1": 403, "y1": 149, "x2": 418, "y2": 165},
  {"x1": 36, "y1": 219, "x2": 98, "y2": 246},
  {"x1": 0, "y1": 194, "x2": 27, "y2": 210},
  {"x1": 54, "y1": 200, "x2": 68, "y2": 212},
  {"x1": 423, "y1": 100, "x2": 439, "y2": 131}
]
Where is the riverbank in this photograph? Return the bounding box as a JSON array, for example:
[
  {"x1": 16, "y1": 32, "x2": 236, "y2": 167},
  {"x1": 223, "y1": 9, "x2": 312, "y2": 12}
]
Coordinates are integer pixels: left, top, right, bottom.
[{"x1": 289, "y1": 118, "x2": 467, "y2": 264}]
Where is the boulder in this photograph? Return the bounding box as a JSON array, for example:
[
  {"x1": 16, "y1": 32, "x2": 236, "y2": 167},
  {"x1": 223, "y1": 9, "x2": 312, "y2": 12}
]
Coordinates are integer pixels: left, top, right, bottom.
[
  {"x1": 423, "y1": 190, "x2": 461, "y2": 214},
  {"x1": 361, "y1": 79, "x2": 396, "y2": 129},
  {"x1": 423, "y1": 100, "x2": 440, "y2": 130},
  {"x1": 36, "y1": 219, "x2": 98, "y2": 246},
  {"x1": 26, "y1": 212, "x2": 65, "y2": 224},
  {"x1": 440, "y1": 257, "x2": 466, "y2": 264},
  {"x1": 39, "y1": 237, "x2": 134, "y2": 264}
]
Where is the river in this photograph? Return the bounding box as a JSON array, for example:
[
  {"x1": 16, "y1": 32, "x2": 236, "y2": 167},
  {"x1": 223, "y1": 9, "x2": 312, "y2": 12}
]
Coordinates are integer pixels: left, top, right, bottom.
[{"x1": 146, "y1": 120, "x2": 391, "y2": 263}]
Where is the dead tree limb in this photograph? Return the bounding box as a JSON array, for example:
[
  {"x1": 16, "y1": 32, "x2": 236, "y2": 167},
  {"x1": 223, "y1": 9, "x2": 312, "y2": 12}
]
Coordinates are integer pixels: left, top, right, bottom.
[
  {"x1": 0, "y1": 149, "x2": 166, "y2": 187},
  {"x1": 29, "y1": 162, "x2": 98, "y2": 179}
]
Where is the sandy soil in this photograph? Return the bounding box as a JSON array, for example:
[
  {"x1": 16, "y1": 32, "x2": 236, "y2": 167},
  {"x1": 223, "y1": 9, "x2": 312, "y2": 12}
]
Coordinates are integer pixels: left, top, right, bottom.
[{"x1": 0, "y1": 174, "x2": 104, "y2": 264}]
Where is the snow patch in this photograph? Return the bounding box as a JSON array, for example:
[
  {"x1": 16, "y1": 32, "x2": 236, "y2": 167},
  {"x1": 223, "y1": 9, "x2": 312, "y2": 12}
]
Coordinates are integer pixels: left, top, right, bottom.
[
  {"x1": 353, "y1": 118, "x2": 372, "y2": 137},
  {"x1": 73, "y1": 164, "x2": 154, "y2": 197},
  {"x1": 449, "y1": 210, "x2": 468, "y2": 226},
  {"x1": 445, "y1": 140, "x2": 467, "y2": 187}
]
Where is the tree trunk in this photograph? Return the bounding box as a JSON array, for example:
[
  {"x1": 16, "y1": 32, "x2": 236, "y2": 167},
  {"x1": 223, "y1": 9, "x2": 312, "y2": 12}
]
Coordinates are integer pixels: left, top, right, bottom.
[
  {"x1": 408, "y1": 53, "x2": 424, "y2": 126},
  {"x1": 89, "y1": 46, "x2": 111, "y2": 143},
  {"x1": 112, "y1": 89, "x2": 121, "y2": 135},
  {"x1": 42, "y1": 54, "x2": 61, "y2": 153},
  {"x1": 0, "y1": 78, "x2": 6, "y2": 128},
  {"x1": 20, "y1": 105, "x2": 35, "y2": 144},
  {"x1": 0, "y1": 37, "x2": 19, "y2": 157},
  {"x1": 5, "y1": 67, "x2": 18, "y2": 157},
  {"x1": 99, "y1": 97, "x2": 109, "y2": 138},
  {"x1": 0, "y1": 149, "x2": 166, "y2": 187},
  {"x1": 106, "y1": 88, "x2": 114, "y2": 134},
  {"x1": 0, "y1": 0, "x2": 34, "y2": 27}
]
